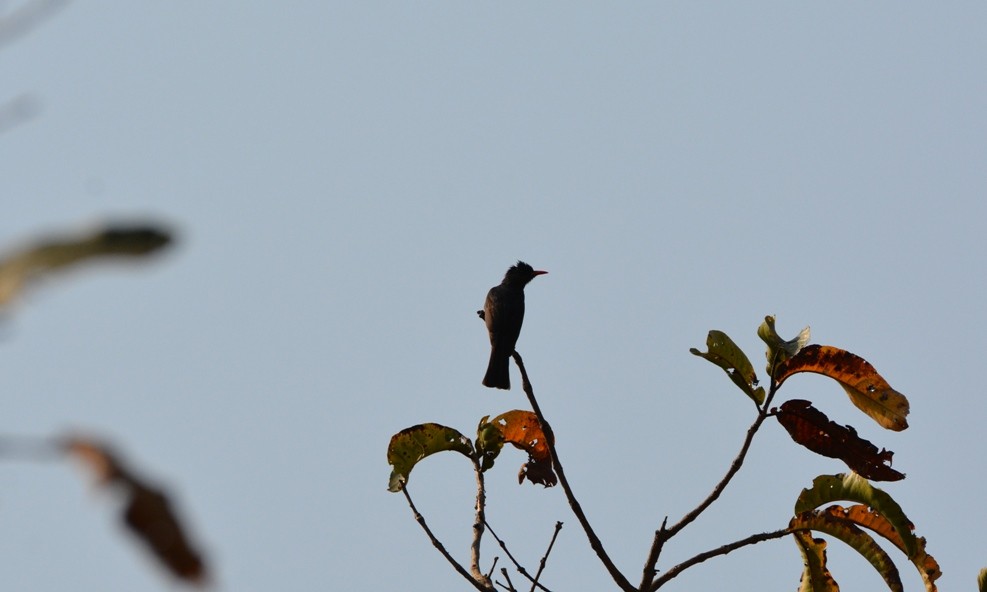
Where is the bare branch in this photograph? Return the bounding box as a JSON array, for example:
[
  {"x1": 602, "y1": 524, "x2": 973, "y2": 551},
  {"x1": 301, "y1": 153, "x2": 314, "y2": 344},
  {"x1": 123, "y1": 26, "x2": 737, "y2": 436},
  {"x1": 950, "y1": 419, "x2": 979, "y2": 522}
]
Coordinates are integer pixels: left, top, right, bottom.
[
  {"x1": 512, "y1": 351, "x2": 635, "y2": 592},
  {"x1": 529, "y1": 521, "x2": 563, "y2": 592},
  {"x1": 498, "y1": 568, "x2": 517, "y2": 592},
  {"x1": 638, "y1": 516, "x2": 667, "y2": 590},
  {"x1": 401, "y1": 486, "x2": 493, "y2": 592},
  {"x1": 483, "y1": 520, "x2": 553, "y2": 592},
  {"x1": 470, "y1": 457, "x2": 493, "y2": 588},
  {"x1": 639, "y1": 376, "x2": 782, "y2": 588},
  {"x1": 650, "y1": 528, "x2": 791, "y2": 590}
]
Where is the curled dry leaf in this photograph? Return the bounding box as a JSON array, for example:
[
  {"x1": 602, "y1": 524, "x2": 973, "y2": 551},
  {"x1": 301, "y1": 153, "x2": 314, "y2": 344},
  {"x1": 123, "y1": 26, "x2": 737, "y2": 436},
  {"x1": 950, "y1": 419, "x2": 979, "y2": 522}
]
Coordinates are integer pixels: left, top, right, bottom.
[
  {"x1": 63, "y1": 437, "x2": 208, "y2": 585},
  {"x1": 792, "y1": 530, "x2": 839, "y2": 592},
  {"x1": 486, "y1": 410, "x2": 556, "y2": 487},
  {"x1": 758, "y1": 315, "x2": 810, "y2": 376},
  {"x1": 790, "y1": 507, "x2": 902, "y2": 592},
  {"x1": 775, "y1": 345, "x2": 910, "y2": 431},
  {"x1": 776, "y1": 399, "x2": 904, "y2": 481},
  {"x1": 0, "y1": 222, "x2": 172, "y2": 308}
]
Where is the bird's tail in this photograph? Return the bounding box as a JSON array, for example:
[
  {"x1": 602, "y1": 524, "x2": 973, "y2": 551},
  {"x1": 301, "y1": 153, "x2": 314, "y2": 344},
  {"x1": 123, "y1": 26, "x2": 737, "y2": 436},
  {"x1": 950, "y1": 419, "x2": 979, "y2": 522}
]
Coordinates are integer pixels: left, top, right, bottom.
[{"x1": 483, "y1": 349, "x2": 511, "y2": 390}]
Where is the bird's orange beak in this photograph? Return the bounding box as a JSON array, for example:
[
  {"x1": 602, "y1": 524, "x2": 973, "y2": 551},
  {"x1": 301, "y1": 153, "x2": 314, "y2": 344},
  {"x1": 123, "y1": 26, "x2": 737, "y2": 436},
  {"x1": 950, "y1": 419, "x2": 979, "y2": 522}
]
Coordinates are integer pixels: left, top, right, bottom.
[{"x1": 533, "y1": 270, "x2": 548, "y2": 276}]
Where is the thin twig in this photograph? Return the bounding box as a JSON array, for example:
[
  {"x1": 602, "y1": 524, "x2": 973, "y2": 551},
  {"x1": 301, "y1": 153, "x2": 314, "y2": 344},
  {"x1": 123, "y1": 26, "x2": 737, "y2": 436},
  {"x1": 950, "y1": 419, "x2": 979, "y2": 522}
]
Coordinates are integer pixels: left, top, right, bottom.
[
  {"x1": 664, "y1": 411, "x2": 769, "y2": 538},
  {"x1": 638, "y1": 517, "x2": 667, "y2": 590},
  {"x1": 484, "y1": 519, "x2": 553, "y2": 592},
  {"x1": 650, "y1": 528, "x2": 791, "y2": 590},
  {"x1": 639, "y1": 373, "x2": 782, "y2": 588},
  {"x1": 402, "y1": 486, "x2": 492, "y2": 592},
  {"x1": 529, "y1": 521, "x2": 563, "y2": 592},
  {"x1": 512, "y1": 351, "x2": 636, "y2": 592},
  {"x1": 470, "y1": 457, "x2": 493, "y2": 587},
  {"x1": 499, "y1": 568, "x2": 518, "y2": 592},
  {"x1": 486, "y1": 556, "x2": 499, "y2": 580}
]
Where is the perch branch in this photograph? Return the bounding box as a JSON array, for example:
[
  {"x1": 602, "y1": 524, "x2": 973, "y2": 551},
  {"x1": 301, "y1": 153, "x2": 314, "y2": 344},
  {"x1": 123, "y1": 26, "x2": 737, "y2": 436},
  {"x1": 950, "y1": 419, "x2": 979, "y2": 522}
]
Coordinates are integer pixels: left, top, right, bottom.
[{"x1": 512, "y1": 351, "x2": 635, "y2": 592}]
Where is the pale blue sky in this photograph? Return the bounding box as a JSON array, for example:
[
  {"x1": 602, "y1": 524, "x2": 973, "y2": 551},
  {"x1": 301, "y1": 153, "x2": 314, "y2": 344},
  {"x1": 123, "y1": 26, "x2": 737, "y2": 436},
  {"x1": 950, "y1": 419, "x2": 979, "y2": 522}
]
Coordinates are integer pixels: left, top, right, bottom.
[{"x1": 1, "y1": 2, "x2": 985, "y2": 590}]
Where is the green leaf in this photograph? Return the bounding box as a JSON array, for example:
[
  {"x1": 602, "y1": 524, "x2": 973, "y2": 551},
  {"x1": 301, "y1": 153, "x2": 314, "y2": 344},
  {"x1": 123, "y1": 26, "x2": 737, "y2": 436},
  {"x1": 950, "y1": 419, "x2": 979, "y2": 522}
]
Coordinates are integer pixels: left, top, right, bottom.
[
  {"x1": 386, "y1": 423, "x2": 473, "y2": 492},
  {"x1": 791, "y1": 507, "x2": 902, "y2": 592},
  {"x1": 689, "y1": 330, "x2": 765, "y2": 405},
  {"x1": 775, "y1": 344, "x2": 909, "y2": 431},
  {"x1": 758, "y1": 315, "x2": 810, "y2": 377},
  {"x1": 793, "y1": 530, "x2": 840, "y2": 592},
  {"x1": 476, "y1": 416, "x2": 506, "y2": 471},
  {"x1": 794, "y1": 474, "x2": 917, "y2": 557}
]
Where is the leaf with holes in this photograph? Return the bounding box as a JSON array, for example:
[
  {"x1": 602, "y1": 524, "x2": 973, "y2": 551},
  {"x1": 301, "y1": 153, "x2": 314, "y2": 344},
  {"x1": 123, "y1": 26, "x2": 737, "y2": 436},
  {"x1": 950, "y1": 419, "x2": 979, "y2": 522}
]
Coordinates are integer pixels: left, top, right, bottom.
[
  {"x1": 776, "y1": 345, "x2": 909, "y2": 431},
  {"x1": 794, "y1": 473, "x2": 917, "y2": 557},
  {"x1": 793, "y1": 530, "x2": 839, "y2": 592},
  {"x1": 776, "y1": 399, "x2": 904, "y2": 481},
  {"x1": 386, "y1": 424, "x2": 473, "y2": 492},
  {"x1": 476, "y1": 416, "x2": 506, "y2": 471},
  {"x1": 690, "y1": 330, "x2": 765, "y2": 404},
  {"x1": 486, "y1": 410, "x2": 556, "y2": 487},
  {"x1": 791, "y1": 508, "x2": 902, "y2": 592},
  {"x1": 823, "y1": 505, "x2": 940, "y2": 592}
]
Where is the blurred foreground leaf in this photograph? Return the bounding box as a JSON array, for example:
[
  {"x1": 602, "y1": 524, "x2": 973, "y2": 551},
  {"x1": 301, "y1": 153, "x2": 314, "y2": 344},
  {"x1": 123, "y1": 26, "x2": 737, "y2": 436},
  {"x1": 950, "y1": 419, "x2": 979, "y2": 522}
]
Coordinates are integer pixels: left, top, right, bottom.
[
  {"x1": 64, "y1": 437, "x2": 208, "y2": 586},
  {"x1": 0, "y1": 222, "x2": 172, "y2": 308}
]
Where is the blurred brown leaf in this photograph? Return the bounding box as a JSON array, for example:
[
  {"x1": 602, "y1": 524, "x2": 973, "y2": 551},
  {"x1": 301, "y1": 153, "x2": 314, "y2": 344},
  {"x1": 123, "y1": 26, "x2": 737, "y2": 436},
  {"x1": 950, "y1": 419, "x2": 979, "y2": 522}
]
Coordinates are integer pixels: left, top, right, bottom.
[{"x1": 64, "y1": 436, "x2": 208, "y2": 585}]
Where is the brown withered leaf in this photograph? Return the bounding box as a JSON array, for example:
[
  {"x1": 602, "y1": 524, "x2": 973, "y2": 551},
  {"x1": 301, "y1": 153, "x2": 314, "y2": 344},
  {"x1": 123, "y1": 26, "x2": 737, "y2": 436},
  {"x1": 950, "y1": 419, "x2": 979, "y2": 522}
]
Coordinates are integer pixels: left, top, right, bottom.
[
  {"x1": 776, "y1": 400, "x2": 904, "y2": 481},
  {"x1": 0, "y1": 222, "x2": 172, "y2": 308},
  {"x1": 487, "y1": 410, "x2": 557, "y2": 487},
  {"x1": 63, "y1": 437, "x2": 208, "y2": 585},
  {"x1": 775, "y1": 345, "x2": 909, "y2": 431},
  {"x1": 824, "y1": 505, "x2": 941, "y2": 591},
  {"x1": 123, "y1": 483, "x2": 207, "y2": 583}
]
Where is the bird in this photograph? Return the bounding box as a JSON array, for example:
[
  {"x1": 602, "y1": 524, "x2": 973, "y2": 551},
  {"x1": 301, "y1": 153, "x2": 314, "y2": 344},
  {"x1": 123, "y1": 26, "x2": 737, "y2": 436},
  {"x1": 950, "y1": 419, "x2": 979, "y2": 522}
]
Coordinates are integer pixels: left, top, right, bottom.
[{"x1": 481, "y1": 261, "x2": 547, "y2": 390}]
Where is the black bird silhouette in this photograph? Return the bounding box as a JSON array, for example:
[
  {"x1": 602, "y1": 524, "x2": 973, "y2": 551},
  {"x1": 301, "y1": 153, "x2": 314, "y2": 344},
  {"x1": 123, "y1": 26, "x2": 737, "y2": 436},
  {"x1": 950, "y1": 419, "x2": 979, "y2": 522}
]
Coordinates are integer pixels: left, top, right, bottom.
[{"x1": 481, "y1": 261, "x2": 547, "y2": 390}]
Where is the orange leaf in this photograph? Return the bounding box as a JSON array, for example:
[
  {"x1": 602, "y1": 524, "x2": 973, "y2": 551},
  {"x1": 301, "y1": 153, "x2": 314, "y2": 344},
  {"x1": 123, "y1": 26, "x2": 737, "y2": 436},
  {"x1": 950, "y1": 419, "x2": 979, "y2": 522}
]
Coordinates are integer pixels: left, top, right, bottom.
[
  {"x1": 776, "y1": 400, "x2": 903, "y2": 481},
  {"x1": 775, "y1": 345, "x2": 909, "y2": 431},
  {"x1": 487, "y1": 410, "x2": 556, "y2": 487}
]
